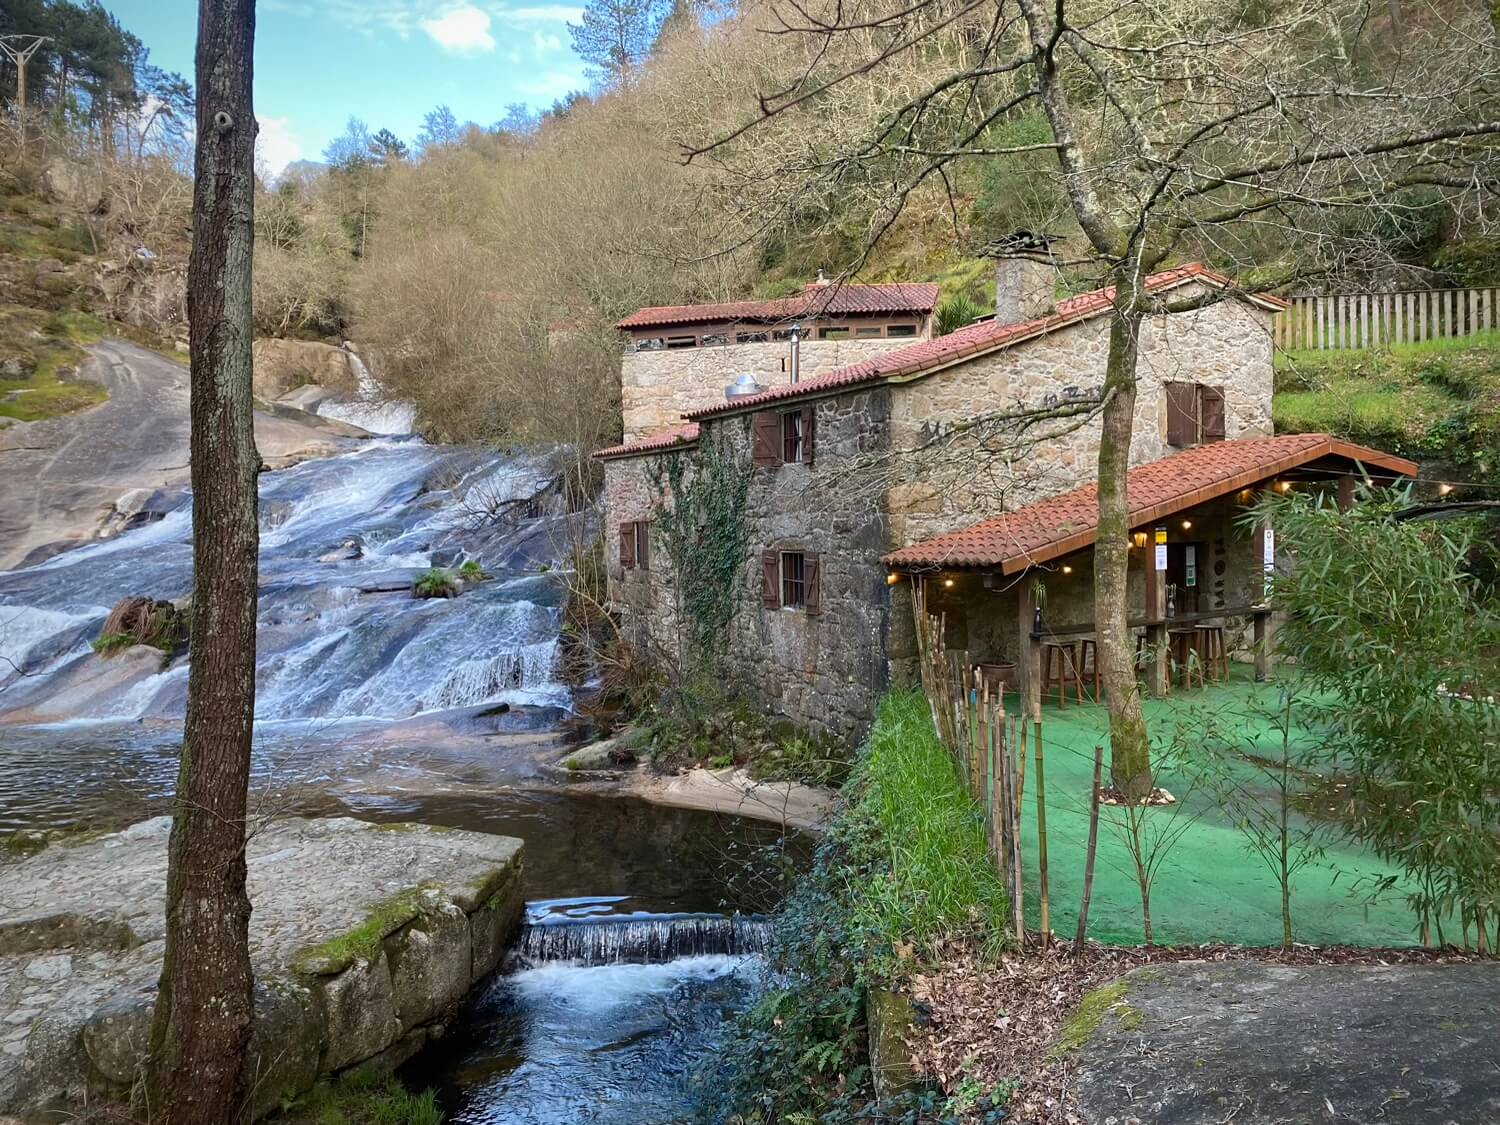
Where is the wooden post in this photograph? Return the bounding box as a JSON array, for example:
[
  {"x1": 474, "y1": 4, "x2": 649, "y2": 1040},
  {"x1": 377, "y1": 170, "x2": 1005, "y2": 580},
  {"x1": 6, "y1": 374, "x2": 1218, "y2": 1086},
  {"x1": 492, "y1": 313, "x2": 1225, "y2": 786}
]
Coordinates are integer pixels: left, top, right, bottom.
[
  {"x1": 1144, "y1": 530, "x2": 1168, "y2": 696},
  {"x1": 1337, "y1": 474, "x2": 1356, "y2": 513},
  {"x1": 1034, "y1": 718, "x2": 1050, "y2": 946},
  {"x1": 1018, "y1": 580, "x2": 1041, "y2": 721},
  {"x1": 1076, "y1": 744, "x2": 1104, "y2": 945}
]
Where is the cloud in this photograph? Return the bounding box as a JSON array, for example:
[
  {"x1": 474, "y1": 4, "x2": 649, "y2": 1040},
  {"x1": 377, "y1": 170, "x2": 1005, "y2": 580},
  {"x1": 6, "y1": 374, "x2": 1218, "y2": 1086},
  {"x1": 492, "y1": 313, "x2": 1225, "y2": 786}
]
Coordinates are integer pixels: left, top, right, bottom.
[
  {"x1": 532, "y1": 31, "x2": 562, "y2": 52},
  {"x1": 256, "y1": 115, "x2": 304, "y2": 177},
  {"x1": 422, "y1": 5, "x2": 497, "y2": 53}
]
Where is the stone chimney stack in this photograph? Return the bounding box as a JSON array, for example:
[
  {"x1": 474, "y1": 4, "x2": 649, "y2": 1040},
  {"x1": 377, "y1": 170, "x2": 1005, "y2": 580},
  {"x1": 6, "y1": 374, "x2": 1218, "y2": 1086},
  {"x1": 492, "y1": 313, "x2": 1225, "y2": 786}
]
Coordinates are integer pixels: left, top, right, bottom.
[{"x1": 994, "y1": 256, "x2": 1056, "y2": 325}]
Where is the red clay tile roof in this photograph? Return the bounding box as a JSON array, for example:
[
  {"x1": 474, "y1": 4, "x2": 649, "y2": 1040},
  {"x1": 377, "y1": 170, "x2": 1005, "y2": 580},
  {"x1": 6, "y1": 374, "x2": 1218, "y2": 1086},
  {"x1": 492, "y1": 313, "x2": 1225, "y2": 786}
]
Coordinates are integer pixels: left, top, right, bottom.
[
  {"x1": 615, "y1": 283, "x2": 940, "y2": 331},
  {"x1": 686, "y1": 264, "x2": 1288, "y2": 421},
  {"x1": 593, "y1": 423, "x2": 701, "y2": 460},
  {"x1": 884, "y1": 435, "x2": 1417, "y2": 573}
]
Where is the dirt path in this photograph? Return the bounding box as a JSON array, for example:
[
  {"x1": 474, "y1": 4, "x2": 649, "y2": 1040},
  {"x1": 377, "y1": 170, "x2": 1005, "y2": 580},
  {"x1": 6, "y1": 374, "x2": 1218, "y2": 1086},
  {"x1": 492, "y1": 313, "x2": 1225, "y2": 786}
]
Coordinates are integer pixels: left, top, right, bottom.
[{"x1": 0, "y1": 339, "x2": 366, "y2": 569}]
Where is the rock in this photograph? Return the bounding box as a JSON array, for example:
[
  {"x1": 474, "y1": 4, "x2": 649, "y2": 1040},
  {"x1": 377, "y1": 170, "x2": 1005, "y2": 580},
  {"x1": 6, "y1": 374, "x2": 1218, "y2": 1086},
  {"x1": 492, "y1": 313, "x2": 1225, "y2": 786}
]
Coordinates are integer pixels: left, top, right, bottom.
[
  {"x1": 561, "y1": 738, "x2": 634, "y2": 771},
  {"x1": 97, "y1": 596, "x2": 185, "y2": 655},
  {"x1": 384, "y1": 898, "x2": 471, "y2": 1032},
  {"x1": 867, "y1": 988, "x2": 918, "y2": 1098},
  {"x1": 1071, "y1": 961, "x2": 1500, "y2": 1124},
  {"x1": 0, "y1": 817, "x2": 525, "y2": 1120},
  {"x1": 319, "y1": 537, "x2": 363, "y2": 563},
  {"x1": 252, "y1": 339, "x2": 357, "y2": 400},
  {"x1": 0, "y1": 358, "x2": 30, "y2": 379},
  {"x1": 430, "y1": 547, "x2": 465, "y2": 569},
  {"x1": 317, "y1": 951, "x2": 401, "y2": 1075}
]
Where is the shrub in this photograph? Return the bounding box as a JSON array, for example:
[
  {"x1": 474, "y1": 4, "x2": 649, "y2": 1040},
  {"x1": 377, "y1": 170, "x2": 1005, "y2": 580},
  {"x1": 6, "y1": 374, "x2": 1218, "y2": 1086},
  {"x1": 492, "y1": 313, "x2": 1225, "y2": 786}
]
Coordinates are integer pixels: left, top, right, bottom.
[
  {"x1": 935, "y1": 292, "x2": 981, "y2": 336},
  {"x1": 412, "y1": 568, "x2": 459, "y2": 599},
  {"x1": 1257, "y1": 488, "x2": 1500, "y2": 946},
  {"x1": 457, "y1": 559, "x2": 489, "y2": 582}
]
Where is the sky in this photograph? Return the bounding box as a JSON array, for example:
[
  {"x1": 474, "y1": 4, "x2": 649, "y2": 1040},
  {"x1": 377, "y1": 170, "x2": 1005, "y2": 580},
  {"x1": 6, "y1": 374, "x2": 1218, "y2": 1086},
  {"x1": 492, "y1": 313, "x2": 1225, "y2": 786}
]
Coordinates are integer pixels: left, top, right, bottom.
[{"x1": 107, "y1": 1, "x2": 591, "y2": 175}]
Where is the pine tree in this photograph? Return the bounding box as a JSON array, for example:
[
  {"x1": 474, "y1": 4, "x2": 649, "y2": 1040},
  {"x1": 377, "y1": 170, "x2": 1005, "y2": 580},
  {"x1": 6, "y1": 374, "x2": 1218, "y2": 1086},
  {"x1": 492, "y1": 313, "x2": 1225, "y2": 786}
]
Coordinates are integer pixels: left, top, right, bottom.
[{"x1": 567, "y1": 0, "x2": 665, "y2": 83}]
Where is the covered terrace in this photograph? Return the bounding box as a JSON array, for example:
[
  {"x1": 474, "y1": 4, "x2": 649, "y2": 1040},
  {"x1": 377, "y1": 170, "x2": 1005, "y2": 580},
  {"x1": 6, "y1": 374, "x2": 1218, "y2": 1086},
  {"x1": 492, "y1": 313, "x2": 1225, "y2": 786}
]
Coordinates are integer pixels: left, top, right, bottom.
[{"x1": 885, "y1": 433, "x2": 1418, "y2": 717}]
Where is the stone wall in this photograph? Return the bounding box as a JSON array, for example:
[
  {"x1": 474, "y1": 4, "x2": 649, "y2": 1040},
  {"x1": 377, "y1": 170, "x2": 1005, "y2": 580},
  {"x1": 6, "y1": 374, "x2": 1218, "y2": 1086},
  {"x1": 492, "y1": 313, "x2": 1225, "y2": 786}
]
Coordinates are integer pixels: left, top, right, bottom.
[
  {"x1": 620, "y1": 338, "x2": 907, "y2": 442},
  {"x1": 888, "y1": 293, "x2": 1276, "y2": 543},
  {"x1": 602, "y1": 452, "x2": 688, "y2": 662}
]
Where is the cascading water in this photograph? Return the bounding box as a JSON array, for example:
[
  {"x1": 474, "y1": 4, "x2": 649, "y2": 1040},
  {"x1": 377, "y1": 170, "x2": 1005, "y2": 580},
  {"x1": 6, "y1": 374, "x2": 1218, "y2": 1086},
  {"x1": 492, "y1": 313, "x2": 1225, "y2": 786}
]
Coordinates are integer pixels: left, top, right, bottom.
[
  {"x1": 511, "y1": 911, "x2": 771, "y2": 967},
  {"x1": 315, "y1": 351, "x2": 419, "y2": 436},
  {"x1": 0, "y1": 439, "x2": 573, "y2": 726}
]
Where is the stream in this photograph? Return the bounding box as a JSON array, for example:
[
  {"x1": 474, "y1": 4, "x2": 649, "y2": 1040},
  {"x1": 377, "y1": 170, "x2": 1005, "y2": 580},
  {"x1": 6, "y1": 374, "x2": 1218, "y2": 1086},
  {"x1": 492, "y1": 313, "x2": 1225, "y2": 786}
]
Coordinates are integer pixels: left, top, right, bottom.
[{"x1": 0, "y1": 435, "x2": 801, "y2": 1122}]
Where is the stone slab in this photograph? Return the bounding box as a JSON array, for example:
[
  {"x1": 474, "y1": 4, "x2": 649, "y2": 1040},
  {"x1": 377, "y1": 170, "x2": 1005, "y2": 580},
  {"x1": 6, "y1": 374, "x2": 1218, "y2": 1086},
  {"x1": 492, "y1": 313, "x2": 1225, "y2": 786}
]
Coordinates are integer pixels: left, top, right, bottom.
[
  {"x1": 1073, "y1": 960, "x2": 1500, "y2": 1125},
  {"x1": 0, "y1": 816, "x2": 524, "y2": 1118}
]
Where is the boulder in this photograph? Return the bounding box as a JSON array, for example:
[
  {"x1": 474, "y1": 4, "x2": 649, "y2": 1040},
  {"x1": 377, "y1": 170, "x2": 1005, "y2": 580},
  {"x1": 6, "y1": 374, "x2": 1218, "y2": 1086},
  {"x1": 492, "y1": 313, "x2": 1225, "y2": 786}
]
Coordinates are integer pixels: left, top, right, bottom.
[
  {"x1": 384, "y1": 898, "x2": 471, "y2": 1032},
  {"x1": 252, "y1": 339, "x2": 357, "y2": 400},
  {"x1": 315, "y1": 951, "x2": 401, "y2": 1074},
  {"x1": 97, "y1": 596, "x2": 185, "y2": 654}
]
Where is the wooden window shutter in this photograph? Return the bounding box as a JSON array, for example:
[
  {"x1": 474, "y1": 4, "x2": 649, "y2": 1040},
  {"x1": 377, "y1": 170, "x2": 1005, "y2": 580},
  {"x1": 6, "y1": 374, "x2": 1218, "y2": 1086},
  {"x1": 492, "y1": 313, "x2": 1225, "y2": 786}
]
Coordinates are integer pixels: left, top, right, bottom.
[
  {"x1": 801, "y1": 405, "x2": 816, "y2": 465},
  {"x1": 804, "y1": 553, "x2": 822, "y2": 614},
  {"x1": 1199, "y1": 385, "x2": 1225, "y2": 442},
  {"x1": 751, "y1": 411, "x2": 780, "y2": 467},
  {"x1": 761, "y1": 550, "x2": 780, "y2": 608},
  {"x1": 636, "y1": 521, "x2": 650, "y2": 571},
  {"x1": 1165, "y1": 382, "x2": 1195, "y2": 446},
  {"x1": 618, "y1": 522, "x2": 636, "y2": 569}
]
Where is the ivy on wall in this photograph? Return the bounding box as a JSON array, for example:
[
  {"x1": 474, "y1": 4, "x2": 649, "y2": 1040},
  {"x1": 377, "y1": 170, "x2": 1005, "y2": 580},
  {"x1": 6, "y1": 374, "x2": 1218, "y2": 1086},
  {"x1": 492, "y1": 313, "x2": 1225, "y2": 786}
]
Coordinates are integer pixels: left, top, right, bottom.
[{"x1": 647, "y1": 433, "x2": 751, "y2": 663}]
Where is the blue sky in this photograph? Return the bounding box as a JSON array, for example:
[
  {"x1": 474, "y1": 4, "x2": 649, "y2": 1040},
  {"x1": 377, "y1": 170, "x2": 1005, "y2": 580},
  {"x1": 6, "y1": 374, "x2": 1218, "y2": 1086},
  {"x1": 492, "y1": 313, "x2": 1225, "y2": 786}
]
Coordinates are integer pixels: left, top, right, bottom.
[{"x1": 107, "y1": 1, "x2": 590, "y2": 173}]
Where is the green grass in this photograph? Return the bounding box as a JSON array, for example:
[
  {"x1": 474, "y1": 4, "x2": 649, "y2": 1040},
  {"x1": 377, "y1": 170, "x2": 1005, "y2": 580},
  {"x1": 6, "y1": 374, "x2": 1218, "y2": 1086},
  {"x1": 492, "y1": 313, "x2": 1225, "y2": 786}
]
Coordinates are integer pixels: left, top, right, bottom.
[
  {"x1": 1274, "y1": 331, "x2": 1500, "y2": 469},
  {"x1": 457, "y1": 559, "x2": 489, "y2": 582},
  {"x1": 0, "y1": 304, "x2": 109, "y2": 422},
  {"x1": 272, "y1": 1067, "x2": 443, "y2": 1125},
  {"x1": 412, "y1": 568, "x2": 459, "y2": 599},
  {"x1": 845, "y1": 690, "x2": 1012, "y2": 962}
]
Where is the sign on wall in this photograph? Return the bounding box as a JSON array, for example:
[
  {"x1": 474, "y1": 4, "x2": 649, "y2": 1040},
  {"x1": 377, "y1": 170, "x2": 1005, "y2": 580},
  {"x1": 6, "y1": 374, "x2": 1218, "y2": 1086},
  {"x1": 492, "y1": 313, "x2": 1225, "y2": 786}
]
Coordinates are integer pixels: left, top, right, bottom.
[
  {"x1": 1154, "y1": 526, "x2": 1168, "y2": 572},
  {"x1": 1185, "y1": 544, "x2": 1197, "y2": 587}
]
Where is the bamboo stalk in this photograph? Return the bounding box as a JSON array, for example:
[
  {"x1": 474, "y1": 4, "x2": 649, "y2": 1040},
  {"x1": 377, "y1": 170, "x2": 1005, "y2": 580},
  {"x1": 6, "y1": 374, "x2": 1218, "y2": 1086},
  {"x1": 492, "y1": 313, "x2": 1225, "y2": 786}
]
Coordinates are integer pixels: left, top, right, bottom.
[
  {"x1": 1076, "y1": 744, "x2": 1104, "y2": 945},
  {"x1": 1003, "y1": 741, "x2": 1024, "y2": 950},
  {"x1": 1034, "y1": 717, "x2": 1050, "y2": 947}
]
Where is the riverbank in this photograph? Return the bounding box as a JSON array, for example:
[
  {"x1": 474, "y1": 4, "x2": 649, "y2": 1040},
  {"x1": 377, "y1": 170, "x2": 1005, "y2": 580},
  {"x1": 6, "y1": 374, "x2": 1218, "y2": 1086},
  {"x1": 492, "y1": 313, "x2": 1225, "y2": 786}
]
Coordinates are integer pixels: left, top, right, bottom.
[{"x1": 558, "y1": 758, "x2": 835, "y2": 832}]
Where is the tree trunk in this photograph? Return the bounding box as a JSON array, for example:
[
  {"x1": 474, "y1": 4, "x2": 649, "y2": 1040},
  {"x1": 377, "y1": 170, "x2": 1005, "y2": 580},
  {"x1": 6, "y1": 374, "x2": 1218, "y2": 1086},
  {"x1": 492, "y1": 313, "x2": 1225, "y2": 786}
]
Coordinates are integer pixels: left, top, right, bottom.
[
  {"x1": 146, "y1": 2, "x2": 259, "y2": 1123},
  {"x1": 1094, "y1": 278, "x2": 1153, "y2": 799}
]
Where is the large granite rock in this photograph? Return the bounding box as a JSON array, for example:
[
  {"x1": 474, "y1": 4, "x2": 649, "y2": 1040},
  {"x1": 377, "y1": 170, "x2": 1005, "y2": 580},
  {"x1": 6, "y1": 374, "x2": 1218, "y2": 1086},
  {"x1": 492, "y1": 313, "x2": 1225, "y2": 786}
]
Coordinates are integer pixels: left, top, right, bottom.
[
  {"x1": 0, "y1": 816, "x2": 524, "y2": 1120},
  {"x1": 1071, "y1": 960, "x2": 1500, "y2": 1125}
]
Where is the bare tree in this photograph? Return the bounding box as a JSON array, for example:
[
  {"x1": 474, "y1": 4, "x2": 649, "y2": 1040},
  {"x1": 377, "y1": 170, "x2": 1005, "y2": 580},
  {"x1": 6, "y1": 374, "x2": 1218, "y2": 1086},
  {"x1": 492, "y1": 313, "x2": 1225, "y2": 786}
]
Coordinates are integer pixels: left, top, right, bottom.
[
  {"x1": 683, "y1": 0, "x2": 1500, "y2": 798},
  {"x1": 146, "y1": 1, "x2": 259, "y2": 1121}
]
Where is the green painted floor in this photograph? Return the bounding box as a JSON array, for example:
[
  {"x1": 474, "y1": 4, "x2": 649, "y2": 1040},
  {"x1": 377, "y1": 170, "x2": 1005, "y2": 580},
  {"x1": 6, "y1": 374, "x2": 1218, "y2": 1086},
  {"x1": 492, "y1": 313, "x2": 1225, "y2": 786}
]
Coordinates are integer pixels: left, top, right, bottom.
[{"x1": 998, "y1": 668, "x2": 1422, "y2": 948}]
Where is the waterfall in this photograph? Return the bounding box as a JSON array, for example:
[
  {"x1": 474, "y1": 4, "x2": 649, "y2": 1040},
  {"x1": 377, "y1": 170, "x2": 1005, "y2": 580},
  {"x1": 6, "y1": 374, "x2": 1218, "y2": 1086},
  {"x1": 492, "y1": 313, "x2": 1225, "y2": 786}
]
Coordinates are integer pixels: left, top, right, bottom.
[
  {"x1": 316, "y1": 351, "x2": 418, "y2": 436},
  {"x1": 0, "y1": 441, "x2": 581, "y2": 725},
  {"x1": 511, "y1": 913, "x2": 772, "y2": 968}
]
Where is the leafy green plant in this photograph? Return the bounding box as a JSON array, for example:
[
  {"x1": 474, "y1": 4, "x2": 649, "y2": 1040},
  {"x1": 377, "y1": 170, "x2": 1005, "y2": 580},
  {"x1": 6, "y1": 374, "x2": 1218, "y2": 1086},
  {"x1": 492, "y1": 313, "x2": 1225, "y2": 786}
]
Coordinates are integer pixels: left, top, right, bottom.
[
  {"x1": 412, "y1": 568, "x2": 459, "y2": 599},
  {"x1": 457, "y1": 559, "x2": 489, "y2": 582},
  {"x1": 750, "y1": 731, "x2": 854, "y2": 788},
  {"x1": 935, "y1": 292, "x2": 981, "y2": 336},
  {"x1": 275, "y1": 1066, "x2": 443, "y2": 1124},
  {"x1": 1255, "y1": 487, "x2": 1500, "y2": 949},
  {"x1": 91, "y1": 631, "x2": 137, "y2": 657}
]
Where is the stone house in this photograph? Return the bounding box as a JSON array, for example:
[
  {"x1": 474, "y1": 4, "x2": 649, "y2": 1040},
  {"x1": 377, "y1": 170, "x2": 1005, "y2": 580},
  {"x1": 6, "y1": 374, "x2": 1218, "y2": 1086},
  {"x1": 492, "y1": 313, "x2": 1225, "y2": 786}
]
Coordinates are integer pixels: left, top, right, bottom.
[
  {"x1": 596, "y1": 262, "x2": 1413, "y2": 738},
  {"x1": 616, "y1": 277, "x2": 938, "y2": 442}
]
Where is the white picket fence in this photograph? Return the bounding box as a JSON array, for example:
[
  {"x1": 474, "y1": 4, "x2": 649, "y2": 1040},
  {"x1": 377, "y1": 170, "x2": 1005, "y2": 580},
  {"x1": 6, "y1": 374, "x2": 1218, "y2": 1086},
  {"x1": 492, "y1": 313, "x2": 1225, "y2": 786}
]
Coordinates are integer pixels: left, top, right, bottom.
[{"x1": 1276, "y1": 288, "x2": 1500, "y2": 350}]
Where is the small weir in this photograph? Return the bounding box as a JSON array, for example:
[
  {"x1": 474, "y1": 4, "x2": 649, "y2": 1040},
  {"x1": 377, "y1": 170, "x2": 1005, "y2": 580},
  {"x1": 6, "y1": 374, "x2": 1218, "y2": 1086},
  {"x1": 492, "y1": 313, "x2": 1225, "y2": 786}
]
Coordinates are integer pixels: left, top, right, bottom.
[{"x1": 512, "y1": 911, "x2": 771, "y2": 967}]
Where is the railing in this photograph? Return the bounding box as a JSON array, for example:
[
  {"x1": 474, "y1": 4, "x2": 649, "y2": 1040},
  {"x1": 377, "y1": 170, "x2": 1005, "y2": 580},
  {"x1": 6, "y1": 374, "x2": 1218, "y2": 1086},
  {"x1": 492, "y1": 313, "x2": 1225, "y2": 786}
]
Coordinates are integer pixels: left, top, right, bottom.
[{"x1": 1276, "y1": 288, "x2": 1499, "y2": 350}]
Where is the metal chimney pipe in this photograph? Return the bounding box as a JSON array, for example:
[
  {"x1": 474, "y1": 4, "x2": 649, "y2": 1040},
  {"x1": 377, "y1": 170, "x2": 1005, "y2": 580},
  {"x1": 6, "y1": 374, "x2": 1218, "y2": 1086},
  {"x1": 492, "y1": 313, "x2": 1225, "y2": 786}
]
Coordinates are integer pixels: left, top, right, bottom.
[{"x1": 789, "y1": 322, "x2": 801, "y2": 384}]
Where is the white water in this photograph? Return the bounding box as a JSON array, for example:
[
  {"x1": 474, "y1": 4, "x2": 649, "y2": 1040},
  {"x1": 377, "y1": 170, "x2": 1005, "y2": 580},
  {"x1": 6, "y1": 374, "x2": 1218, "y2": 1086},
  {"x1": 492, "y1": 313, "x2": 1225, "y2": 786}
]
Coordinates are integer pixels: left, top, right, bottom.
[
  {"x1": 317, "y1": 352, "x2": 419, "y2": 435},
  {"x1": 0, "y1": 439, "x2": 578, "y2": 724}
]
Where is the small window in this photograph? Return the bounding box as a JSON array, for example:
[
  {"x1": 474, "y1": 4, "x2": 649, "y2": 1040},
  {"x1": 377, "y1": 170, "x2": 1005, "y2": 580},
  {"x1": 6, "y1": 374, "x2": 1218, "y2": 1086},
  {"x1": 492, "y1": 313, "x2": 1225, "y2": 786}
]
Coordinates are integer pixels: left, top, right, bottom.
[
  {"x1": 701, "y1": 333, "x2": 728, "y2": 347},
  {"x1": 855, "y1": 325, "x2": 883, "y2": 338},
  {"x1": 1166, "y1": 382, "x2": 1227, "y2": 447},
  {"x1": 818, "y1": 325, "x2": 850, "y2": 340},
  {"x1": 772, "y1": 329, "x2": 796, "y2": 341},
  {"x1": 782, "y1": 411, "x2": 803, "y2": 463},
  {"x1": 635, "y1": 337, "x2": 665, "y2": 351},
  {"x1": 781, "y1": 552, "x2": 806, "y2": 609},
  {"x1": 736, "y1": 331, "x2": 770, "y2": 343},
  {"x1": 665, "y1": 335, "x2": 697, "y2": 349},
  {"x1": 619, "y1": 520, "x2": 650, "y2": 571},
  {"x1": 886, "y1": 324, "x2": 918, "y2": 337}
]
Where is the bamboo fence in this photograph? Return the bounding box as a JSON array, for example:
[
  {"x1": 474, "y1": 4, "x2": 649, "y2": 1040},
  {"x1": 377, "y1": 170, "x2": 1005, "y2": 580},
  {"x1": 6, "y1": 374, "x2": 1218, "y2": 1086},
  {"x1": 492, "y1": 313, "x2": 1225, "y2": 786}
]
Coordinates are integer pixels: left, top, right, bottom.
[{"x1": 911, "y1": 582, "x2": 1047, "y2": 946}]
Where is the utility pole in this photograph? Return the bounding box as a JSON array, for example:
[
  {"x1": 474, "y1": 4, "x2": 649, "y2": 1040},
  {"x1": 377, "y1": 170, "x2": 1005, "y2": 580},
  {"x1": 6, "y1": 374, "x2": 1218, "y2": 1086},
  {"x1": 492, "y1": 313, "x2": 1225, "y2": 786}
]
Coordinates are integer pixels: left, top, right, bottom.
[
  {"x1": 0, "y1": 34, "x2": 50, "y2": 156},
  {"x1": 1, "y1": 35, "x2": 49, "y2": 114}
]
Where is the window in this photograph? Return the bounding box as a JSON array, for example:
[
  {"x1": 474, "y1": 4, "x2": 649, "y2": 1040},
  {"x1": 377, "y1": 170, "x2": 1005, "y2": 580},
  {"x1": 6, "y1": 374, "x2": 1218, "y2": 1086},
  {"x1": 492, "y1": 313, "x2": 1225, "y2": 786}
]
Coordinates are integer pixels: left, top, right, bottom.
[
  {"x1": 817, "y1": 326, "x2": 851, "y2": 340},
  {"x1": 782, "y1": 410, "x2": 803, "y2": 463},
  {"x1": 752, "y1": 406, "x2": 816, "y2": 467},
  {"x1": 665, "y1": 335, "x2": 697, "y2": 349},
  {"x1": 886, "y1": 324, "x2": 918, "y2": 337},
  {"x1": 1165, "y1": 382, "x2": 1226, "y2": 447},
  {"x1": 736, "y1": 331, "x2": 770, "y2": 344},
  {"x1": 701, "y1": 333, "x2": 728, "y2": 347},
  {"x1": 855, "y1": 326, "x2": 883, "y2": 338},
  {"x1": 761, "y1": 549, "x2": 821, "y2": 613},
  {"x1": 618, "y1": 521, "x2": 650, "y2": 571}
]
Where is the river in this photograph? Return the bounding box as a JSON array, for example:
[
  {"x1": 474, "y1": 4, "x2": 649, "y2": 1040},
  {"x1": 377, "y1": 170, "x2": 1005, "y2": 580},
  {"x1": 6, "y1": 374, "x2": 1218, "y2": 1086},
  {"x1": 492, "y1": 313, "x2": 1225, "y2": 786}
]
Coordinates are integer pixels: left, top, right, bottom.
[{"x1": 0, "y1": 435, "x2": 799, "y2": 1122}]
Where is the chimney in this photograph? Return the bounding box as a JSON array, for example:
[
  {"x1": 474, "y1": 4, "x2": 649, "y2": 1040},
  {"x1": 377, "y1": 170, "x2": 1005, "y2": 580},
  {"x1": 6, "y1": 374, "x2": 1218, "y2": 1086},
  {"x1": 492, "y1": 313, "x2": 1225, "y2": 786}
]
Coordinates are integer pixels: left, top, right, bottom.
[
  {"x1": 812, "y1": 268, "x2": 830, "y2": 288},
  {"x1": 994, "y1": 256, "x2": 1056, "y2": 325},
  {"x1": 724, "y1": 372, "x2": 765, "y2": 402},
  {"x1": 789, "y1": 322, "x2": 802, "y2": 383}
]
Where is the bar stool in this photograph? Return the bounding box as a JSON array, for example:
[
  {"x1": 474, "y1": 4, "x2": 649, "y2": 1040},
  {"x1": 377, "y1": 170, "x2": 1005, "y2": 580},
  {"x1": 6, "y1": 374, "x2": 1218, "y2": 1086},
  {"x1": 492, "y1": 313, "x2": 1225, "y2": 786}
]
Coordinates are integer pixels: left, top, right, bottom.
[
  {"x1": 1169, "y1": 628, "x2": 1205, "y2": 690},
  {"x1": 1041, "y1": 641, "x2": 1084, "y2": 708},
  {"x1": 1078, "y1": 636, "x2": 1102, "y2": 700},
  {"x1": 1195, "y1": 625, "x2": 1229, "y2": 681}
]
